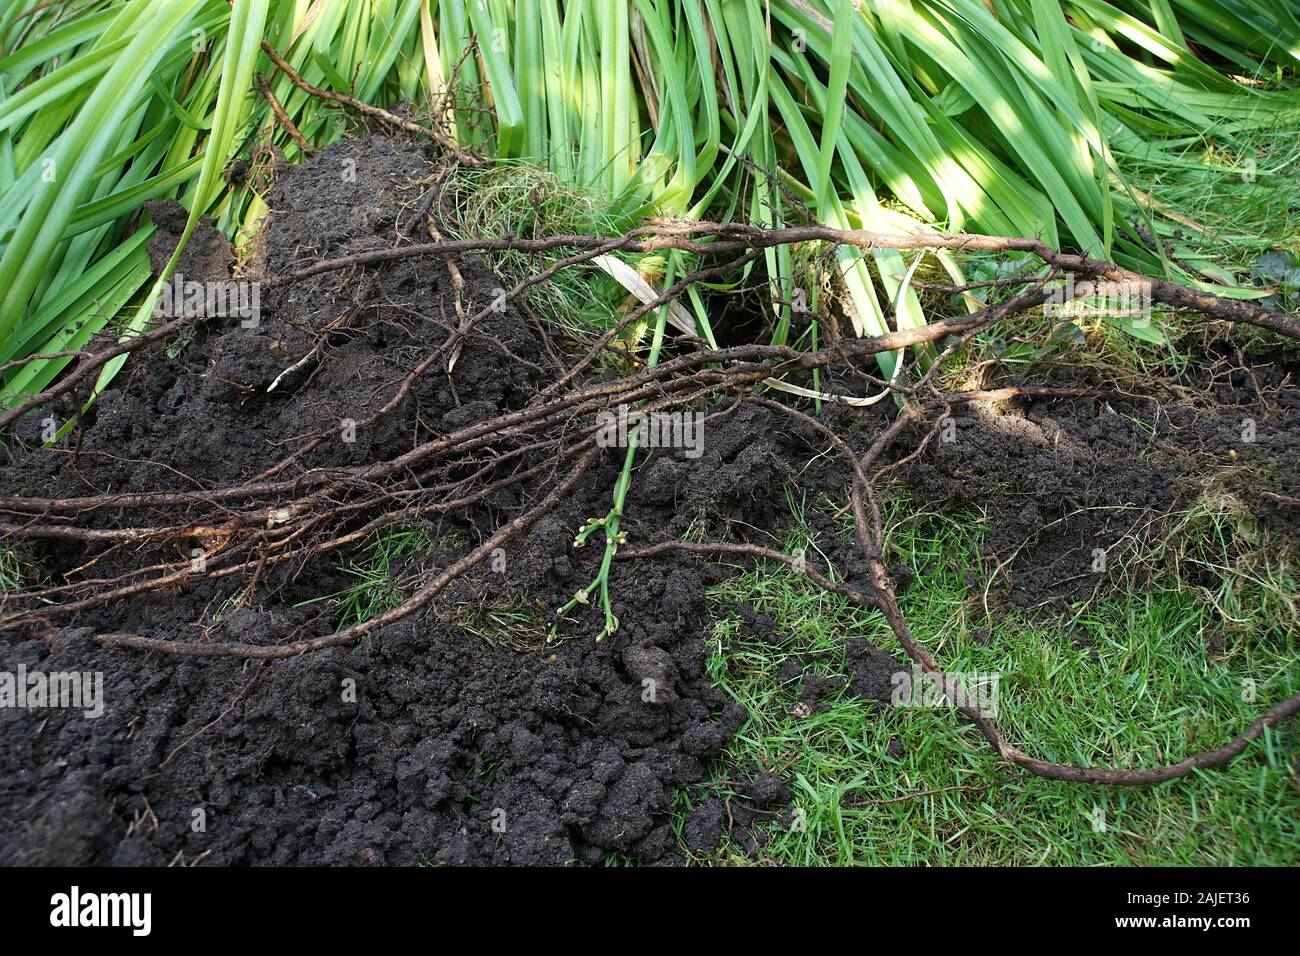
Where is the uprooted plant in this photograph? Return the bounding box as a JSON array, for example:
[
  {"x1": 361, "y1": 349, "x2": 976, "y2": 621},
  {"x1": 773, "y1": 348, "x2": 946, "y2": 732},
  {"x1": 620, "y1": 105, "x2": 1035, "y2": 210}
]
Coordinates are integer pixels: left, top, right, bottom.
[{"x1": 1, "y1": 205, "x2": 1297, "y2": 790}]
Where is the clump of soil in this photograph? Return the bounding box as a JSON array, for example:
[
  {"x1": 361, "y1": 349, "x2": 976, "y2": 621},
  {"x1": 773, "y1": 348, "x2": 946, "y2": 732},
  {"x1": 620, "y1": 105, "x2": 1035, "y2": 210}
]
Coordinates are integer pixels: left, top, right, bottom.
[
  {"x1": 0, "y1": 137, "x2": 754, "y2": 865},
  {"x1": 901, "y1": 356, "x2": 1299, "y2": 609},
  {"x1": 2, "y1": 136, "x2": 1297, "y2": 866}
]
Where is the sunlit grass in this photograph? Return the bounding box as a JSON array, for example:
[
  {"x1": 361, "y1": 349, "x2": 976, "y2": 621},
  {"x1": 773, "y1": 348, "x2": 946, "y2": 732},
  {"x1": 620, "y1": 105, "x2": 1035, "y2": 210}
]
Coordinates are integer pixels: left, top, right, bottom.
[
  {"x1": 1115, "y1": 124, "x2": 1300, "y2": 301},
  {"x1": 2, "y1": 0, "x2": 1298, "y2": 416},
  {"x1": 441, "y1": 162, "x2": 635, "y2": 340}
]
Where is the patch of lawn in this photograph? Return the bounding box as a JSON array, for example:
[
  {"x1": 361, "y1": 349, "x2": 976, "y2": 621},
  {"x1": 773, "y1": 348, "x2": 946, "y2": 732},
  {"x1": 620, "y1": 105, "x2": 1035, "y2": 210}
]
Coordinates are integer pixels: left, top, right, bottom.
[{"x1": 686, "y1": 503, "x2": 1300, "y2": 865}]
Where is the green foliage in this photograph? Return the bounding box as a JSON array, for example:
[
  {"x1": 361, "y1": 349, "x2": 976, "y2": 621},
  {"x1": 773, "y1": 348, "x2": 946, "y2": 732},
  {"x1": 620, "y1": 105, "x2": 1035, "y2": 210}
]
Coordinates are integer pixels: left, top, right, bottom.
[
  {"x1": 0, "y1": 546, "x2": 24, "y2": 593},
  {"x1": 1, "y1": 0, "x2": 1297, "y2": 412}
]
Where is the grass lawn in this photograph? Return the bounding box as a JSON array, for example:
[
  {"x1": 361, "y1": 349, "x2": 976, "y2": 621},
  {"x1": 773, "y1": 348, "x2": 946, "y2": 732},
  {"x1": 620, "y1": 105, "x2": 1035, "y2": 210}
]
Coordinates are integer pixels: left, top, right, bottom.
[{"x1": 681, "y1": 502, "x2": 1300, "y2": 866}]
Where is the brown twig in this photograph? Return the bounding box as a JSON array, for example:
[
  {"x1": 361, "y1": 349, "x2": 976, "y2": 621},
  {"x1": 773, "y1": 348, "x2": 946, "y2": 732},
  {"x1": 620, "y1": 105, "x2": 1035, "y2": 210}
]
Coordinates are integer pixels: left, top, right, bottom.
[
  {"x1": 0, "y1": 312, "x2": 200, "y2": 433},
  {"x1": 257, "y1": 72, "x2": 315, "y2": 157},
  {"x1": 266, "y1": 221, "x2": 1300, "y2": 340}
]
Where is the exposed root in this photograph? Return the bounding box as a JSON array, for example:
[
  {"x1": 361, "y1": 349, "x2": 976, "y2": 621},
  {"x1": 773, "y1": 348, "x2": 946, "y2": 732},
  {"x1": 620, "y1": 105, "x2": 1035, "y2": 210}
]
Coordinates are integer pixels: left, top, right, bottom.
[{"x1": 2, "y1": 216, "x2": 1296, "y2": 790}]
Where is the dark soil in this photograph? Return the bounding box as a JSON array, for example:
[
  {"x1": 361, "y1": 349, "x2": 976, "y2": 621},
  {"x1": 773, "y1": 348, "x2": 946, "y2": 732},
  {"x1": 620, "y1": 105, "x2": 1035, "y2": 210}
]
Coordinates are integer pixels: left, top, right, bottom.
[
  {"x1": 2, "y1": 136, "x2": 1297, "y2": 866},
  {"x1": 900, "y1": 351, "x2": 1300, "y2": 609},
  {"x1": 0, "y1": 137, "x2": 793, "y2": 866}
]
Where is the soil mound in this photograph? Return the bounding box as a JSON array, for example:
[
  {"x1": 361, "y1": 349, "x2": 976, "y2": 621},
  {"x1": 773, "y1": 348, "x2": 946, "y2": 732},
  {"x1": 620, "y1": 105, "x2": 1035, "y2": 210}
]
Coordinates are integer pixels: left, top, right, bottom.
[{"x1": 2, "y1": 137, "x2": 1296, "y2": 864}]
